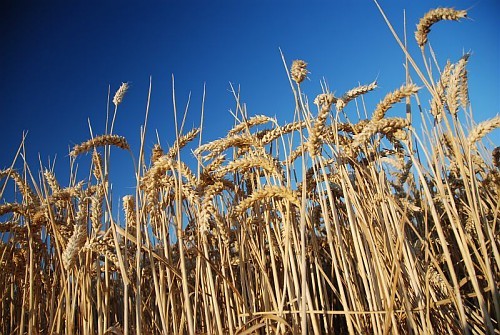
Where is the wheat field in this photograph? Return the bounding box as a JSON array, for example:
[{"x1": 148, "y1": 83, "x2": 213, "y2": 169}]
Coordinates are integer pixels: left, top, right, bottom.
[{"x1": 1, "y1": 6, "x2": 499, "y2": 335}]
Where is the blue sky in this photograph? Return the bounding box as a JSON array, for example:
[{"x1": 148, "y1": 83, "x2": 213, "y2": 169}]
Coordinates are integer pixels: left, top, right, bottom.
[{"x1": 1, "y1": 1, "x2": 499, "y2": 201}]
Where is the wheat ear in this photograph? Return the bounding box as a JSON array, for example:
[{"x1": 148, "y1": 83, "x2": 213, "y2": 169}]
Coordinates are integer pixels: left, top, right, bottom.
[
  {"x1": 430, "y1": 61, "x2": 453, "y2": 120},
  {"x1": 446, "y1": 54, "x2": 469, "y2": 115},
  {"x1": 228, "y1": 115, "x2": 273, "y2": 136},
  {"x1": 352, "y1": 117, "x2": 410, "y2": 148},
  {"x1": 336, "y1": 81, "x2": 377, "y2": 111},
  {"x1": 234, "y1": 185, "x2": 301, "y2": 214},
  {"x1": 166, "y1": 128, "x2": 200, "y2": 159},
  {"x1": 372, "y1": 84, "x2": 420, "y2": 122},
  {"x1": 70, "y1": 134, "x2": 130, "y2": 157},
  {"x1": 291, "y1": 60, "x2": 308, "y2": 84},
  {"x1": 62, "y1": 199, "x2": 89, "y2": 270},
  {"x1": 415, "y1": 8, "x2": 467, "y2": 48},
  {"x1": 467, "y1": 115, "x2": 500, "y2": 146},
  {"x1": 113, "y1": 82, "x2": 129, "y2": 106}
]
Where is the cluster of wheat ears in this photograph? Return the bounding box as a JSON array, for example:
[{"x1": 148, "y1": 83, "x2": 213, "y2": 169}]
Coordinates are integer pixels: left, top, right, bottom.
[{"x1": 1, "y1": 6, "x2": 499, "y2": 335}]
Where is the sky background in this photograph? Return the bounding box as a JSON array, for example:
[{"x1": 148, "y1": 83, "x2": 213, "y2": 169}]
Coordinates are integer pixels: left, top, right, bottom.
[{"x1": 1, "y1": 0, "x2": 499, "y2": 202}]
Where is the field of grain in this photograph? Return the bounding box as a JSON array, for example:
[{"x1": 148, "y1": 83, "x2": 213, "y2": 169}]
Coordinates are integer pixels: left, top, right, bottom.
[{"x1": 1, "y1": 7, "x2": 499, "y2": 335}]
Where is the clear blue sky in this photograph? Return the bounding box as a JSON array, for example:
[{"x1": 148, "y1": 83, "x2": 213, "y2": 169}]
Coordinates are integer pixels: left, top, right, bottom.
[{"x1": 1, "y1": 1, "x2": 499, "y2": 200}]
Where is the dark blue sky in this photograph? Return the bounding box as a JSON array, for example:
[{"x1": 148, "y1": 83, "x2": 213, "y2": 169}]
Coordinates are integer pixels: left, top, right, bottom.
[{"x1": 1, "y1": 1, "x2": 498, "y2": 200}]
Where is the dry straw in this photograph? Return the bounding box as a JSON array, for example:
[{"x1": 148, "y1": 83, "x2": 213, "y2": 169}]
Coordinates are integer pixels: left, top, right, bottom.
[{"x1": 3, "y1": 5, "x2": 500, "y2": 334}]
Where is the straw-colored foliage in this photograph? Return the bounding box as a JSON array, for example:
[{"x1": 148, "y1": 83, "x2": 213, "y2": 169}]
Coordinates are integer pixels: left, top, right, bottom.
[{"x1": 1, "y1": 6, "x2": 498, "y2": 335}]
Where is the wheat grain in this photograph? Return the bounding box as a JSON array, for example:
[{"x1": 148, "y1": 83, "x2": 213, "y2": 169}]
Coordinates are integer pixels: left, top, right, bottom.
[
  {"x1": 309, "y1": 93, "x2": 339, "y2": 155},
  {"x1": 84, "y1": 237, "x2": 119, "y2": 266},
  {"x1": 48, "y1": 181, "x2": 85, "y2": 203},
  {"x1": 142, "y1": 155, "x2": 197, "y2": 198},
  {"x1": 286, "y1": 143, "x2": 306, "y2": 164}
]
